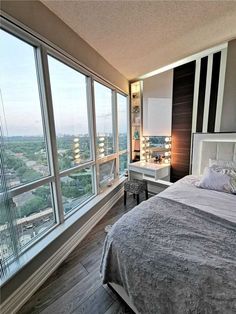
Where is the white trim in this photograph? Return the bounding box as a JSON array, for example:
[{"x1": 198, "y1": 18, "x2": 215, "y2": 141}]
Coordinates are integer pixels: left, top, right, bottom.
[
  {"x1": 139, "y1": 43, "x2": 228, "y2": 80},
  {"x1": 192, "y1": 59, "x2": 201, "y2": 133},
  {"x1": 215, "y1": 47, "x2": 228, "y2": 132},
  {"x1": 0, "y1": 187, "x2": 124, "y2": 314},
  {"x1": 202, "y1": 54, "x2": 213, "y2": 132},
  {"x1": 191, "y1": 133, "x2": 236, "y2": 175}
]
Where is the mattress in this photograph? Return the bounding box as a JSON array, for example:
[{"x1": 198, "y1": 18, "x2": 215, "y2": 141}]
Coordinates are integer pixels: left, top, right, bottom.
[
  {"x1": 100, "y1": 176, "x2": 236, "y2": 314},
  {"x1": 159, "y1": 175, "x2": 236, "y2": 223}
]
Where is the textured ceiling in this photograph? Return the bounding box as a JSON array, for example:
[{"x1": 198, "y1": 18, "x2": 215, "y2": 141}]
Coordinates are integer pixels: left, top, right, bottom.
[{"x1": 41, "y1": 1, "x2": 236, "y2": 79}]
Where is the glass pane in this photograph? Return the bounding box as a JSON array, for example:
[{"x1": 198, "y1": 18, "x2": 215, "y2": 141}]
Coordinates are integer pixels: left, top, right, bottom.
[
  {"x1": 94, "y1": 82, "x2": 114, "y2": 157},
  {"x1": 48, "y1": 56, "x2": 91, "y2": 171},
  {"x1": 117, "y1": 94, "x2": 128, "y2": 151},
  {"x1": 0, "y1": 196, "x2": 14, "y2": 262},
  {"x1": 61, "y1": 167, "x2": 94, "y2": 215},
  {"x1": 119, "y1": 153, "x2": 128, "y2": 176},
  {"x1": 12, "y1": 184, "x2": 55, "y2": 252},
  {"x1": 99, "y1": 160, "x2": 116, "y2": 190},
  {"x1": 0, "y1": 30, "x2": 49, "y2": 190}
]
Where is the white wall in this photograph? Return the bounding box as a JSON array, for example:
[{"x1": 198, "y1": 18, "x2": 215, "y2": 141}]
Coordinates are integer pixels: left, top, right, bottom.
[
  {"x1": 143, "y1": 70, "x2": 173, "y2": 136},
  {"x1": 143, "y1": 98, "x2": 172, "y2": 136},
  {"x1": 221, "y1": 39, "x2": 236, "y2": 132}
]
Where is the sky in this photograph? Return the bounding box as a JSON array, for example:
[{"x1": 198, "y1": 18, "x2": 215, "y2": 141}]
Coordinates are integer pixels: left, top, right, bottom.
[{"x1": 0, "y1": 29, "x2": 127, "y2": 137}]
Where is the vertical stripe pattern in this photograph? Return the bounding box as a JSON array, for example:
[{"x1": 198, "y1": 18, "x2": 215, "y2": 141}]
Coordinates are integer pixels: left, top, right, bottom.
[
  {"x1": 192, "y1": 48, "x2": 227, "y2": 134},
  {"x1": 208, "y1": 52, "x2": 221, "y2": 132}
]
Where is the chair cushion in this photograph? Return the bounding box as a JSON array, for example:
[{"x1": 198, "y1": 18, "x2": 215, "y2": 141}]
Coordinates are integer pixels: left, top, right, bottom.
[{"x1": 124, "y1": 180, "x2": 146, "y2": 194}]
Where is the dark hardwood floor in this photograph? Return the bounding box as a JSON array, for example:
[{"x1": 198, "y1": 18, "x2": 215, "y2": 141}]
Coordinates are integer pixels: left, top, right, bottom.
[{"x1": 18, "y1": 191, "x2": 158, "y2": 314}]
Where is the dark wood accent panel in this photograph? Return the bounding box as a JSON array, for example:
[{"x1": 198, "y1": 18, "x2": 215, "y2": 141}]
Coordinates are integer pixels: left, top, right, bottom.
[
  {"x1": 196, "y1": 57, "x2": 208, "y2": 132},
  {"x1": 171, "y1": 61, "x2": 196, "y2": 182},
  {"x1": 208, "y1": 52, "x2": 221, "y2": 132}
]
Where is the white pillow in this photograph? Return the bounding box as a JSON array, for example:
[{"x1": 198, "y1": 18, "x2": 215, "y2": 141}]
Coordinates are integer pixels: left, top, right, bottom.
[
  {"x1": 196, "y1": 166, "x2": 231, "y2": 193},
  {"x1": 209, "y1": 159, "x2": 236, "y2": 170}
]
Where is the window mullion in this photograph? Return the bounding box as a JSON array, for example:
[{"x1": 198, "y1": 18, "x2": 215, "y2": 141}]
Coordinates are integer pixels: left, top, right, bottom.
[
  {"x1": 88, "y1": 78, "x2": 99, "y2": 195},
  {"x1": 59, "y1": 161, "x2": 95, "y2": 178},
  {"x1": 36, "y1": 46, "x2": 64, "y2": 224},
  {"x1": 112, "y1": 91, "x2": 119, "y2": 179}
]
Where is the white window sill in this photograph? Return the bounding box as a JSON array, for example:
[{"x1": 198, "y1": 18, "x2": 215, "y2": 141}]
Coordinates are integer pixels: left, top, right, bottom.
[{"x1": 0, "y1": 177, "x2": 126, "y2": 286}]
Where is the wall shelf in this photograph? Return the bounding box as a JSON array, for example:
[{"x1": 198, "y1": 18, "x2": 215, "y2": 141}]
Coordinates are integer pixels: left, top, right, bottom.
[{"x1": 130, "y1": 81, "x2": 143, "y2": 162}]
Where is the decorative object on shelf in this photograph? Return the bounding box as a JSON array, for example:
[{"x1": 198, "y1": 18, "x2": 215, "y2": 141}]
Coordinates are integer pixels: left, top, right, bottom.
[
  {"x1": 133, "y1": 130, "x2": 139, "y2": 140},
  {"x1": 132, "y1": 106, "x2": 140, "y2": 113},
  {"x1": 154, "y1": 154, "x2": 162, "y2": 164}
]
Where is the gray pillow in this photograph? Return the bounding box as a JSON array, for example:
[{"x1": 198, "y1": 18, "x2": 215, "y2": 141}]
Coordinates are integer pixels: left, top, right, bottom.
[
  {"x1": 196, "y1": 166, "x2": 231, "y2": 193},
  {"x1": 212, "y1": 165, "x2": 236, "y2": 194}
]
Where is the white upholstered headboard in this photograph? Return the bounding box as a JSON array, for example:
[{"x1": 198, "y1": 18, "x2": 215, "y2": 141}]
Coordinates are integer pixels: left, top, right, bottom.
[{"x1": 192, "y1": 133, "x2": 236, "y2": 175}]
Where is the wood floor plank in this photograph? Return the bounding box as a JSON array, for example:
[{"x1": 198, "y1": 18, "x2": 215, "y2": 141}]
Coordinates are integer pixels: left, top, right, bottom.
[
  {"x1": 80, "y1": 244, "x2": 103, "y2": 273},
  {"x1": 40, "y1": 268, "x2": 103, "y2": 314},
  {"x1": 18, "y1": 262, "x2": 88, "y2": 314},
  {"x1": 71, "y1": 286, "x2": 114, "y2": 314}
]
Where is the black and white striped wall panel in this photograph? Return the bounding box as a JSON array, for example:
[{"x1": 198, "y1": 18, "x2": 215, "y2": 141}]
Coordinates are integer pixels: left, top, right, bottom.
[{"x1": 192, "y1": 48, "x2": 227, "y2": 133}]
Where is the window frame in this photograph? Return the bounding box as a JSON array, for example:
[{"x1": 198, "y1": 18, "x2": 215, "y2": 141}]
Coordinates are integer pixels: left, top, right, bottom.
[
  {"x1": 0, "y1": 16, "x2": 129, "y2": 269},
  {"x1": 117, "y1": 93, "x2": 129, "y2": 177}
]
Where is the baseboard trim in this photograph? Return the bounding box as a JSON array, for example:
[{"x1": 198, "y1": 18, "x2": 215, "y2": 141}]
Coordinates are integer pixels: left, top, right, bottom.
[{"x1": 1, "y1": 187, "x2": 124, "y2": 314}]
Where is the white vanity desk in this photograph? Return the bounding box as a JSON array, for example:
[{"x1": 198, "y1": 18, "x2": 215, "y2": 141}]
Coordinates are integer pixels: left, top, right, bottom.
[{"x1": 128, "y1": 161, "x2": 172, "y2": 187}]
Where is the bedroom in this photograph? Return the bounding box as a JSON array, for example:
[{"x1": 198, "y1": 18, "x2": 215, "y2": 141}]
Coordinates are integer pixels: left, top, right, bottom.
[{"x1": 0, "y1": 1, "x2": 236, "y2": 313}]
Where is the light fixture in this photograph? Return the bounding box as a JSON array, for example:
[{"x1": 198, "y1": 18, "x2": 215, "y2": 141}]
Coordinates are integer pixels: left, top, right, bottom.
[{"x1": 164, "y1": 136, "x2": 171, "y2": 165}]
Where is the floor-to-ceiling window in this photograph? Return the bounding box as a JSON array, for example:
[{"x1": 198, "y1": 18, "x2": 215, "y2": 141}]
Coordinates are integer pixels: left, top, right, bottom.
[
  {"x1": 48, "y1": 56, "x2": 94, "y2": 215},
  {"x1": 0, "y1": 22, "x2": 128, "y2": 281},
  {"x1": 0, "y1": 30, "x2": 56, "y2": 266}
]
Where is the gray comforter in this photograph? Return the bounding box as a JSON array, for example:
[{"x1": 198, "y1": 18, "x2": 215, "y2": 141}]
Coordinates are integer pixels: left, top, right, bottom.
[{"x1": 100, "y1": 193, "x2": 236, "y2": 313}]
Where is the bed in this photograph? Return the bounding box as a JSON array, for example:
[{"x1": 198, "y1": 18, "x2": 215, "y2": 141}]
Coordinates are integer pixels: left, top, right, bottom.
[{"x1": 100, "y1": 133, "x2": 236, "y2": 314}]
